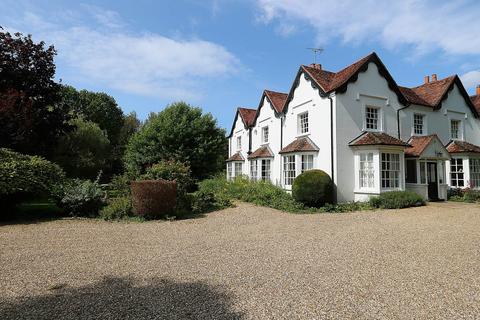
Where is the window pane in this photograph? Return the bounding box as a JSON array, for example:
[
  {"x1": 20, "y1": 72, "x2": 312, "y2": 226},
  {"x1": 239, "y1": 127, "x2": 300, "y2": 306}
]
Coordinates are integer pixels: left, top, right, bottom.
[
  {"x1": 359, "y1": 152, "x2": 374, "y2": 188},
  {"x1": 299, "y1": 113, "x2": 309, "y2": 134},
  {"x1": 301, "y1": 155, "x2": 313, "y2": 173},
  {"x1": 450, "y1": 158, "x2": 464, "y2": 187},
  {"x1": 250, "y1": 160, "x2": 257, "y2": 181},
  {"x1": 406, "y1": 159, "x2": 417, "y2": 183},
  {"x1": 414, "y1": 114, "x2": 424, "y2": 135},
  {"x1": 381, "y1": 153, "x2": 400, "y2": 189},
  {"x1": 283, "y1": 155, "x2": 296, "y2": 185},
  {"x1": 470, "y1": 159, "x2": 480, "y2": 188},
  {"x1": 366, "y1": 107, "x2": 378, "y2": 130},
  {"x1": 261, "y1": 159, "x2": 271, "y2": 181}
]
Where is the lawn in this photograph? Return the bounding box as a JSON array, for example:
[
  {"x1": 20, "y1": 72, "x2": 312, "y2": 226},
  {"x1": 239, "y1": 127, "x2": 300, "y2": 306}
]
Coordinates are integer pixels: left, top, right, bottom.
[{"x1": 1, "y1": 201, "x2": 480, "y2": 319}]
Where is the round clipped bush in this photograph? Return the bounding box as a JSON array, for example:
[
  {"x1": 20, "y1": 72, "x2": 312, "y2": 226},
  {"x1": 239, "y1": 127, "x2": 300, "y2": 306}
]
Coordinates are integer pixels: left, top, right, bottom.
[
  {"x1": 292, "y1": 169, "x2": 333, "y2": 207},
  {"x1": 131, "y1": 180, "x2": 177, "y2": 218}
]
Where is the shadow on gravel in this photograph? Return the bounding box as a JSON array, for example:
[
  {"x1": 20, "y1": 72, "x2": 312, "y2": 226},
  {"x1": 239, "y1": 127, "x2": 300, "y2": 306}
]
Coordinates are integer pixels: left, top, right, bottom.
[{"x1": 0, "y1": 276, "x2": 244, "y2": 320}]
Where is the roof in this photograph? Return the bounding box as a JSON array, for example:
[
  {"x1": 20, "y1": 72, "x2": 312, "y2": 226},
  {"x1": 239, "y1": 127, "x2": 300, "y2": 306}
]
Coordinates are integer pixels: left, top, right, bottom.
[
  {"x1": 405, "y1": 135, "x2": 438, "y2": 157},
  {"x1": 446, "y1": 140, "x2": 480, "y2": 154},
  {"x1": 248, "y1": 145, "x2": 274, "y2": 159},
  {"x1": 226, "y1": 152, "x2": 245, "y2": 162},
  {"x1": 238, "y1": 107, "x2": 256, "y2": 127},
  {"x1": 471, "y1": 94, "x2": 480, "y2": 113},
  {"x1": 264, "y1": 90, "x2": 288, "y2": 113},
  {"x1": 349, "y1": 132, "x2": 409, "y2": 147},
  {"x1": 399, "y1": 76, "x2": 456, "y2": 108},
  {"x1": 279, "y1": 137, "x2": 319, "y2": 154}
]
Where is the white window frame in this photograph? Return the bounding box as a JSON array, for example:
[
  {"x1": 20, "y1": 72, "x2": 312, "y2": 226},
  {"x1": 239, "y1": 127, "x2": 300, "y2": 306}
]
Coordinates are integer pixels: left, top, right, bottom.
[
  {"x1": 381, "y1": 152, "x2": 401, "y2": 190},
  {"x1": 283, "y1": 155, "x2": 296, "y2": 186},
  {"x1": 412, "y1": 113, "x2": 427, "y2": 136},
  {"x1": 234, "y1": 162, "x2": 243, "y2": 177},
  {"x1": 470, "y1": 158, "x2": 480, "y2": 189},
  {"x1": 301, "y1": 154, "x2": 314, "y2": 173},
  {"x1": 227, "y1": 162, "x2": 233, "y2": 180},
  {"x1": 450, "y1": 119, "x2": 463, "y2": 141},
  {"x1": 359, "y1": 152, "x2": 375, "y2": 189},
  {"x1": 250, "y1": 160, "x2": 258, "y2": 181},
  {"x1": 298, "y1": 112, "x2": 309, "y2": 135},
  {"x1": 364, "y1": 105, "x2": 382, "y2": 132},
  {"x1": 261, "y1": 159, "x2": 271, "y2": 181},
  {"x1": 236, "y1": 136, "x2": 242, "y2": 150},
  {"x1": 450, "y1": 158, "x2": 464, "y2": 187},
  {"x1": 261, "y1": 126, "x2": 269, "y2": 144}
]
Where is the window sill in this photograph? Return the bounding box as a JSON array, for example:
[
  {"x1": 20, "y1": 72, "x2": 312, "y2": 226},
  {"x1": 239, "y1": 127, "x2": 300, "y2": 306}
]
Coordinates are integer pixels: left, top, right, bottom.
[
  {"x1": 354, "y1": 189, "x2": 378, "y2": 194},
  {"x1": 296, "y1": 133, "x2": 310, "y2": 138}
]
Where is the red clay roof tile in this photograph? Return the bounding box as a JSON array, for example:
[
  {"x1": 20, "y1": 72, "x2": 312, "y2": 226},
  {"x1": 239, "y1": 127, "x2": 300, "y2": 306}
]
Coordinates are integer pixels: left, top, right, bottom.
[
  {"x1": 279, "y1": 137, "x2": 319, "y2": 154},
  {"x1": 264, "y1": 90, "x2": 288, "y2": 113},
  {"x1": 399, "y1": 76, "x2": 456, "y2": 108},
  {"x1": 248, "y1": 146, "x2": 274, "y2": 159},
  {"x1": 238, "y1": 107, "x2": 256, "y2": 127},
  {"x1": 471, "y1": 95, "x2": 480, "y2": 113},
  {"x1": 349, "y1": 132, "x2": 409, "y2": 147},
  {"x1": 446, "y1": 140, "x2": 480, "y2": 154},
  {"x1": 405, "y1": 135, "x2": 438, "y2": 157},
  {"x1": 226, "y1": 152, "x2": 245, "y2": 162}
]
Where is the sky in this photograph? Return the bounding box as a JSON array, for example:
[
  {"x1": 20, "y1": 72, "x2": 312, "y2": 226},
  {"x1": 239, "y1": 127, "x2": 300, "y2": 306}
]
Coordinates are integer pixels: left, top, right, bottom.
[{"x1": 2, "y1": 0, "x2": 480, "y2": 130}]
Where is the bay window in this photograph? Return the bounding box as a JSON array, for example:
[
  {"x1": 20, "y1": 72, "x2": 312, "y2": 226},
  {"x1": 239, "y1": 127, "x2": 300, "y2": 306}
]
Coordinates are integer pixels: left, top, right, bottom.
[
  {"x1": 227, "y1": 163, "x2": 233, "y2": 180},
  {"x1": 450, "y1": 158, "x2": 464, "y2": 187},
  {"x1": 261, "y1": 159, "x2": 271, "y2": 181},
  {"x1": 250, "y1": 160, "x2": 258, "y2": 181},
  {"x1": 234, "y1": 162, "x2": 243, "y2": 177},
  {"x1": 381, "y1": 153, "x2": 400, "y2": 189},
  {"x1": 470, "y1": 159, "x2": 480, "y2": 188},
  {"x1": 301, "y1": 154, "x2": 313, "y2": 173},
  {"x1": 283, "y1": 155, "x2": 296, "y2": 185},
  {"x1": 359, "y1": 153, "x2": 375, "y2": 189}
]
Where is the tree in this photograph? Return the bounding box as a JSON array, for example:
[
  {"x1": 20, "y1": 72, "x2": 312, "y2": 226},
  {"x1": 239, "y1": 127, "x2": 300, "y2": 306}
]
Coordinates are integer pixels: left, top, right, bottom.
[
  {"x1": 125, "y1": 102, "x2": 226, "y2": 180},
  {"x1": 53, "y1": 118, "x2": 110, "y2": 179},
  {"x1": 0, "y1": 30, "x2": 70, "y2": 157}
]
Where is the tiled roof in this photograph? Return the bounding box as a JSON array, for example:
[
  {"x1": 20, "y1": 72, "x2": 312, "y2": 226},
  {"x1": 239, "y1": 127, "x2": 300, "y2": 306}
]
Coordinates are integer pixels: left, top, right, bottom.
[
  {"x1": 226, "y1": 152, "x2": 245, "y2": 162},
  {"x1": 264, "y1": 90, "x2": 288, "y2": 113},
  {"x1": 405, "y1": 135, "x2": 438, "y2": 157},
  {"x1": 471, "y1": 95, "x2": 480, "y2": 113},
  {"x1": 446, "y1": 140, "x2": 480, "y2": 154},
  {"x1": 248, "y1": 145, "x2": 274, "y2": 159},
  {"x1": 349, "y1": 132, "x2": 409, "y2": 147},
  {"x1": 399, "y1": 76, "x2": 456, "y2": 108},
  {"x1": 302, "y1": 53, "x2": 374, "y2": 92},
  {"x1": 238, "y1": 107, "x2": 256, "y2": 127},
  {"x1": 279, "y1": 137, "x2": 319, "y2": 154}
]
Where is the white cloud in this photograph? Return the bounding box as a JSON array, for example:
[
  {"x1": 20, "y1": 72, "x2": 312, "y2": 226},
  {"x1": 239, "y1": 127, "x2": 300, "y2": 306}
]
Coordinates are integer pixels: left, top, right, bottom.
[
  {"x1": 2, "y1": 5, "x2": 240, "y2": 101},
  {"x1": 461, "y1": 70, "x2": 480, "y2": 90},
  {"x1": 255, "y1": 0, "x2": 480, "y2": 56}
]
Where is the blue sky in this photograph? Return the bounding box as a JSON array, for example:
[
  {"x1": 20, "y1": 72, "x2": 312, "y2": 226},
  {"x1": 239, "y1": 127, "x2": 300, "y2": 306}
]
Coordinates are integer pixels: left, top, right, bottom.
[{"x1": 2, "y1": 0, "x2": 480, "y2": 130}]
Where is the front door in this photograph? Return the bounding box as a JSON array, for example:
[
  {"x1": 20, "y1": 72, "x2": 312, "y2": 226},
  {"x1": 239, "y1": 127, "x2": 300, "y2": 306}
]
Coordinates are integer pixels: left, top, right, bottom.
[{"x1": 427, "y1": 162, "x2": 438, "y2": 200}]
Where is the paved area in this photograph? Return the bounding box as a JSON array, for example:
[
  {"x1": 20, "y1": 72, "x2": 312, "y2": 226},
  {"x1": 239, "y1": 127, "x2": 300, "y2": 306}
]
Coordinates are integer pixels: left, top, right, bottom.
[{"x1": 1, "y1": 202, "x2": 480, "y2": 319}]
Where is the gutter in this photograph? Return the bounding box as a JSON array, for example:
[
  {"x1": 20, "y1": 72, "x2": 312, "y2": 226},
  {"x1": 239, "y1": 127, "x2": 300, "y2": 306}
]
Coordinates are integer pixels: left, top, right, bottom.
[{"x1": 328, "y1": 95, "x2": 336, "y2": 204}]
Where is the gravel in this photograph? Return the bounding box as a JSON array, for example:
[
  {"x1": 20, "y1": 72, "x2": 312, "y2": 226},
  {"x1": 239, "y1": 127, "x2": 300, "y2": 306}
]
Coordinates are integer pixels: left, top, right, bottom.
[{"x1": 1, "y1": 201, "x2": 480, "y2": 319}]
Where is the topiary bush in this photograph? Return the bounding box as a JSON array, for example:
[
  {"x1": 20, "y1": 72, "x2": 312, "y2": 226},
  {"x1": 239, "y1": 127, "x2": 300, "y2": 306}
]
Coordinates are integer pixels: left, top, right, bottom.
[
  {"x1": 100, "y1": 196, "x2": 134, "y2": 220},
  {"x1": 369, "y1": 191, "x2": 425, "y2": 209},
  {"x1": 292, "y1": 169, "x2": 333, "y2": 207},
  {"x1": 0, "y1": 148, "x2": 65, "y2": 214},
  {"x1": 54, "y1": 176, "x2": 106, "y2": 217},
  {"x1": 131, "y1": 180, "x2": 177, "y2": 218}
]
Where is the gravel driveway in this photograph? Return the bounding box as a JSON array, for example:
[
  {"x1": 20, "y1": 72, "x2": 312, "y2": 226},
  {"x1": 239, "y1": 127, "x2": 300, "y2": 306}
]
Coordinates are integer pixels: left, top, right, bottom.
[{"x1": 1, "y1": 202, "x2": 480, "y2": 319}]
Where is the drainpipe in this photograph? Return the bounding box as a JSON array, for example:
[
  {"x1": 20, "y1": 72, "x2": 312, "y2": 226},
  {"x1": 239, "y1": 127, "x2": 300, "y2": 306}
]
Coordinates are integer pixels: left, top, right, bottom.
[
  {"x1": 248, "y1": 127, "x2": 252, "y2": 155},
  {"x1": 397, "y1": 105, "x2": 409, "y2": 139},
  {"x1": 279, "y1": 115, "x2": 284, "y2": 186},
  {"x1": 328, "y1": 95, "x2": 337, "y2": 204}
]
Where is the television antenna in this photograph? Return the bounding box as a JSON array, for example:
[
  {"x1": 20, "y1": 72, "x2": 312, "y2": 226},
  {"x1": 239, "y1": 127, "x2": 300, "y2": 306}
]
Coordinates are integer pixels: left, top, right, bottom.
[{"x1": 307, "y1": 47, "x2": 324, "y2": 64}]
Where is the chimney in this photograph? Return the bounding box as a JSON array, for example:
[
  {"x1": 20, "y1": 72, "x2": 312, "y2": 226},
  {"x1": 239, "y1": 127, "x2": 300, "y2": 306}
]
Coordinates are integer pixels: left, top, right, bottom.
[
  {"x1": 310, "y1": 63, "x2": 322, "y2": 70},
  {"x1": 431, "y1": 74, "x2": 437, "y2": 82},
  {"x1": 476, "y1": 85, "x2": 480, "y2": 95},
  {"x1": 424, "y1": 75, "x2": 430, "y2": 84}
]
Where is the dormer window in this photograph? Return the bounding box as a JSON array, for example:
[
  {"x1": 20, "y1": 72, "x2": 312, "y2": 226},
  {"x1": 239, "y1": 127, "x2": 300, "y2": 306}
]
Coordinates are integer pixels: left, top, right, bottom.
[
  {"x1": 450, "y1": 120, "x2": 462, "y2": 140},
  {"x1": 365, "y1": 106, "x2": 379, "y2": 131},
  {"x1": 413, "y1": 114, "x2": 425, "y2": 135},
  {"x1": 236, "y1": 136, "x2": 242, "y2": 150},
  {"x1": 298, "y1": 112, "x2": 309, "y2": 134},
  {"x1": 262, "y1": 126, "x2": 269, "y2": 144}
]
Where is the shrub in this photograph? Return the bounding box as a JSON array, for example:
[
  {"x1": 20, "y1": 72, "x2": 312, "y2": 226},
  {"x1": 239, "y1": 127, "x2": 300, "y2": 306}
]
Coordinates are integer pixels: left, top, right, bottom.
[
  {"x1": 318, "y1": 201, "x2": 372, "y2": 213},
  {"x1": 131, "y1": 180, "x2": 177, "y2": 218},
  {"x1": 0, "y1": 148, "x2": 65, "y2": 213},
  {"x1": 108, "y1": 174, "x2": 131, "y2": 198},
  {"x1": 55, "y1": 176, "x2": 106, "y2": 217},
  {"x1": 447, "y1": 188, "x2": 464, "y2": 199},
  {"x1": 463, "y1": 189, "x2": 480, "y2": 202},
  {"x1": 369, "y1": 191, "x2": 425, "y2": 209},
  {"x1": 292, "y1": 170, "x2": 333, "y2": 207},
  {"x1": 141, "y1": 160, "x2": 193, "y2": 195},
  {"x1": 100, "y1": 196, "x2": 133, "y2": 220}
]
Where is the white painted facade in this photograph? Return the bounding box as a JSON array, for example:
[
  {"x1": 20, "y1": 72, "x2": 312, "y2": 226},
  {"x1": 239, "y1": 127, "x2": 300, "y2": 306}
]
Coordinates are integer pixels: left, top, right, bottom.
[{"x1": 227, "y1": 54, "x2": 480, "y2": 203}]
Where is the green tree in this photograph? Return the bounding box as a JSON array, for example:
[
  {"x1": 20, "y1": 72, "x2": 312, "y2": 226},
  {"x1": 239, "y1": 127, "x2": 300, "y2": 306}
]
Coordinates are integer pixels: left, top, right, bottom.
[
  {"x1": 0, "y1": 30, "x2": 70, "y2": 157},
  {"x1": 125, "y1": 102, "x2": 226, "y2": 180},
  {"x1": 54, "y1": 118, "x2": 110, "y2": 179}
]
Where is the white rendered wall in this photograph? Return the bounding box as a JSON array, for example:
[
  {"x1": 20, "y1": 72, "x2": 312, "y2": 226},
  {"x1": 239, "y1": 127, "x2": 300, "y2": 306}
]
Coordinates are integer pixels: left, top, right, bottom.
[
  {"x1": 281, "y1": 73, "x2": 333, "y2": 190},
  {"x1": 228, "y1": 115, "x2": 250, "y2": 177},
  {"x1": 335, "y1": 62, "x2": 405, "y2": 202}
]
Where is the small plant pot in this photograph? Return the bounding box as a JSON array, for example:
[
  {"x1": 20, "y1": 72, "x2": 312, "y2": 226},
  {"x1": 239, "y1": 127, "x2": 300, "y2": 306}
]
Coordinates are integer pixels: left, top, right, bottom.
[{"x1": 131, "y1": 180, "x2": 177, "y2": 218}]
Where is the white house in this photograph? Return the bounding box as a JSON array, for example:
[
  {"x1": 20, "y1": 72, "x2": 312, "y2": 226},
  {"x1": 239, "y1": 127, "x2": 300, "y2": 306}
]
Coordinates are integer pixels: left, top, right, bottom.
[{"x1": 227, "y1": 52, "x2": 480, "y2": 203}]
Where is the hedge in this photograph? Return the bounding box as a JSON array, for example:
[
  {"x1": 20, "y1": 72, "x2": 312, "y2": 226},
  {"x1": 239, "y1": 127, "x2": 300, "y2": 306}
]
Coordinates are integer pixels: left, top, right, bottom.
[{"x1": 131, "y1": 180, "x2": 177, "y2": 218}]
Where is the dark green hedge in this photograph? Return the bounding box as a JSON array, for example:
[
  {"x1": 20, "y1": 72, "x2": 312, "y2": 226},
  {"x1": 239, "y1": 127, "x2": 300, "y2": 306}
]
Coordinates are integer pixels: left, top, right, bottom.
[{"x1": 369, "y1": 191, "x2": 425, "y2": 209}]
